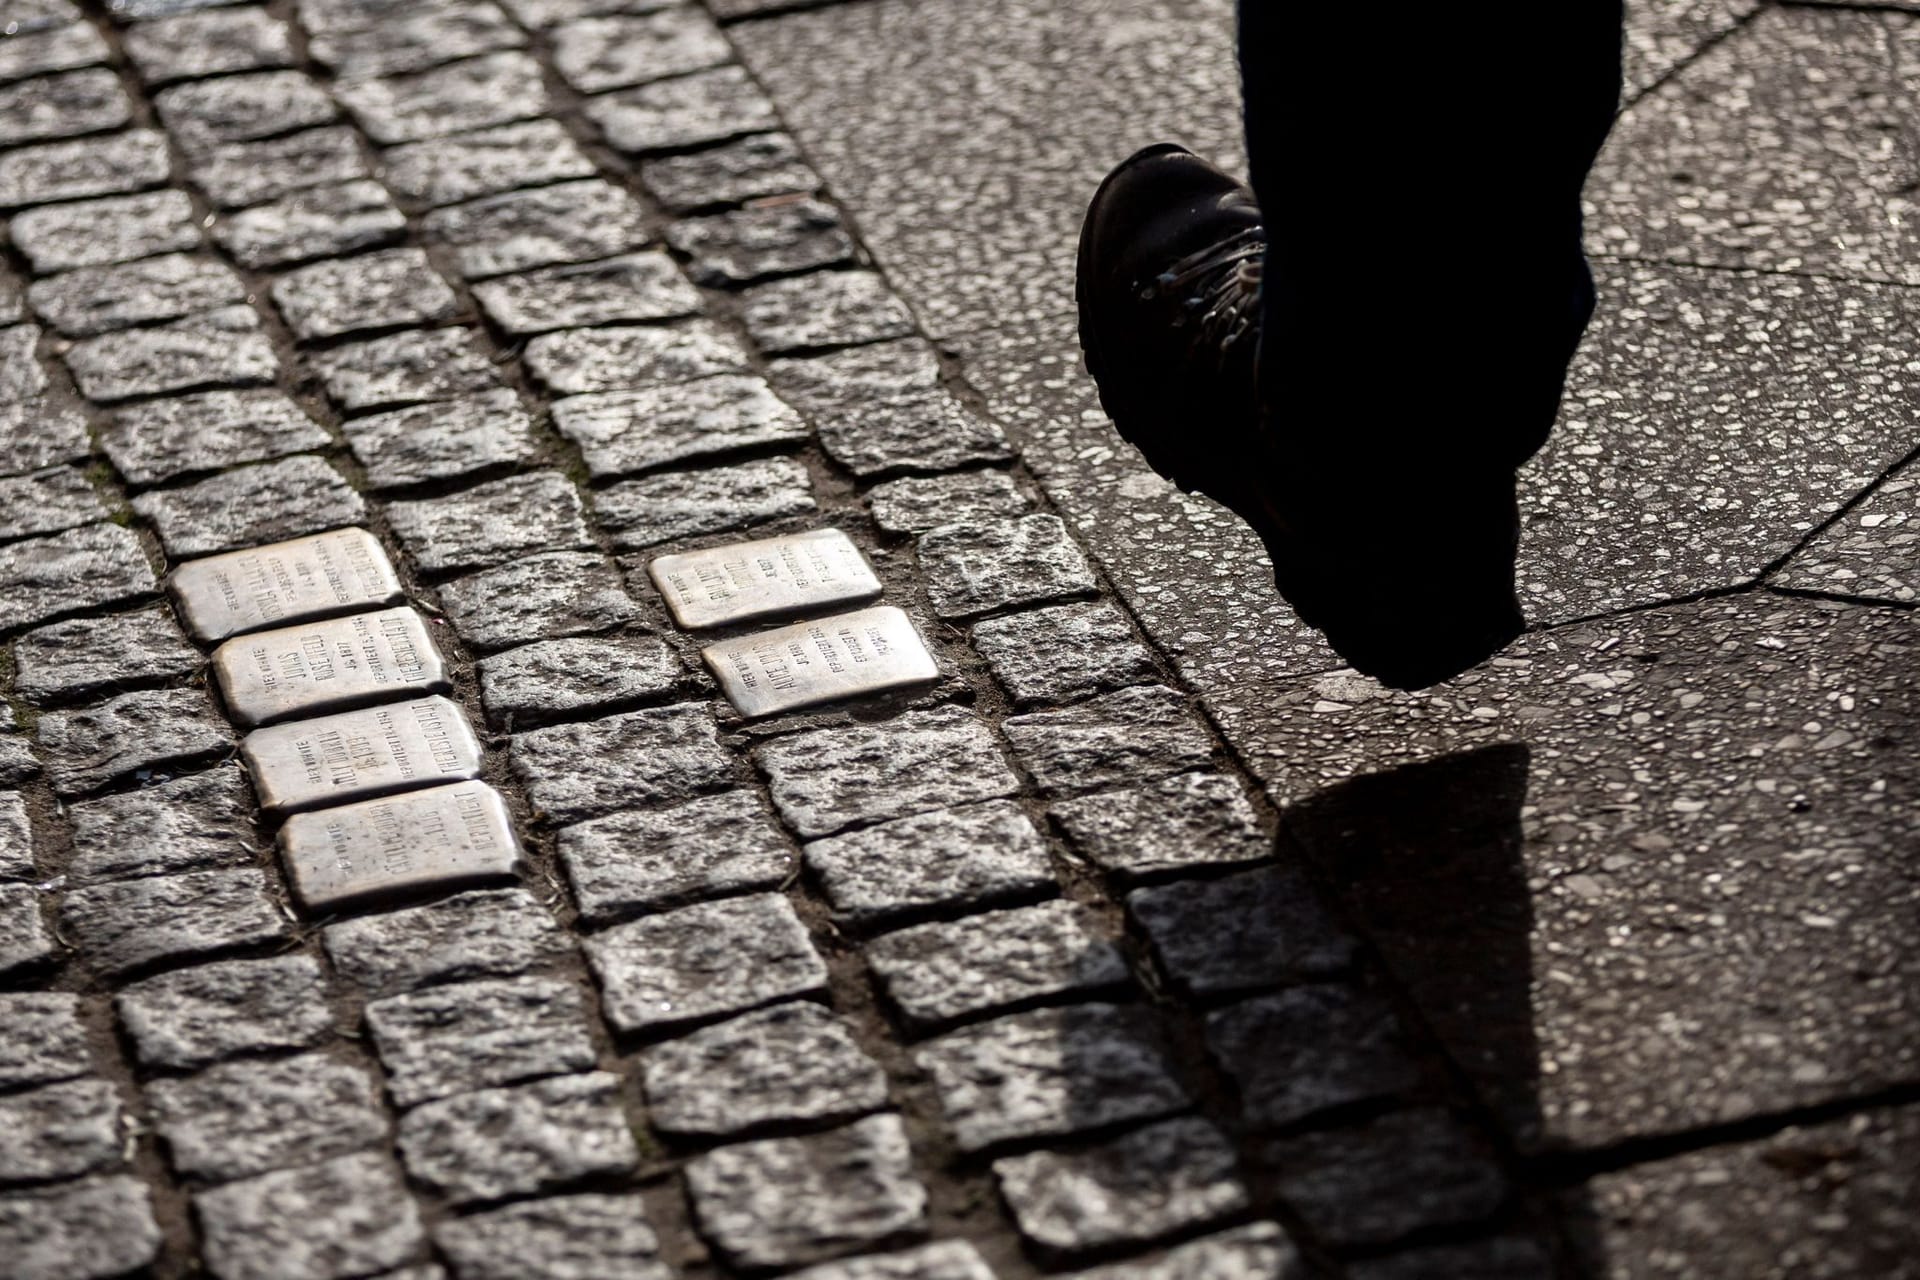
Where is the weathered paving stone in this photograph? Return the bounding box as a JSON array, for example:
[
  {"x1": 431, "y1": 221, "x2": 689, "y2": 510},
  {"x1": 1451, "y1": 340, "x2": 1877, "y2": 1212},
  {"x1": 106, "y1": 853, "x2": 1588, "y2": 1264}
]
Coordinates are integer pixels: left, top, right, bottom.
[
  {"x1": 0, "y1": 68, "x2": 130, "y2": 145},
  {"x1": 101, "y1": 389, "x2": 330, "y2": 487},
  {"x1": 741, "y1": 269, "x2": 916, "y2": 354},
  {"x1": 1004, "y1": 685, "x2": 1215, "y2": 794},
  {"x1": 1052, "y1": 775, "x2": 1274, "y2": 886},
  {"x1": 596, "y1": 456, "x2": 815, "y2": 552},
  {"x1": 117, "y1": 954, "x2": 332, "y2": 1071},
  {"x1": 476, "y1": 634, "x2": 683, "y2": 729},
  {"x1": 868, "y1": 468, "x2": 1027, "y2": 536},
  {"x1": 1344, "y1": 1237, "x2": 1550, "y2": 1280},
  {"x1": 805, "y1": 799, "x2": 1054, "y2": 927},
  {"x1": 787, "y1": 1242, "x2": 997, "y2": 1280},
  {"x1": 971, "y1": 600, "x2": 1158, "y2": 708},
  {"x1": 29, "y1": 253, "x2": 246, "y2": 337},
  {"x1": 324, "y1": 886, "x2": 570, "y2": 995},
  {"x1": 0, "y1": 271, "x2": 18, "y2": 325},
  {"x1": 342, "y1": 389, "x2": 540, "y2": 490},
  {"x1": 59, "y1": 869, "x2": 288, "y2": 977},
  {"x1": 122, "y1": 6, "x2": 294, "y2": 82},
  {"x1": 771, "y1": 337, "x2": 1011, "y2": 476},
  {"x1": 1060, "y1": 1222, "x2": 1302, "y2": 1280},
  {"x1": 272, "y1": 248, "x2": 461, "y2": 341},
  {"x1": 524, "y1": 318, "x2": 749, "y2": 395},
  {"x1": 308, "y1": 0, "x2": 524, "y2": 79},
  {"x1": 918, "y1": 514, "x2": 1097, "y2": 620},
  {"x1": 0, "y1": 792, "x2": 29, "y2": 880},
  {"x1": 279, "y1": 781, "x2": 520, "y2": 912},
  {"x1": 0, "y1": 883, "x2": 56, "y2": 977},
  {"x1": 8, "y1": 189, "x2": 197, "y2": 273},
  {"x1": 0, "y1": 993, "x2": 88, "y2": 1089},
  {"x1": 292, "y1": 0, "x2": 416, "y2": 38},
  {"x1": 395, "y1": 1071, "x2": 639, "y2": 1205},
  {"x1": 134, "y1": 456, "x2": 366, "y2": 560},
  {"x1": 213, "y1": 180, "x2": 407, "y2": 269},
  {"x1": 584, "y1": 892, "x2": 826, "y2": 1036},
  {"x1": 1129, "y1": 867, "x2": 1357, "y2": 998},
  {"x1": 149, "y1": 1053, "x2": 386, "y2": 1183},
  {"x1": 512, "y1": 702, "x2": 732, "y2": 825},
  {"x1": 0, "y1": 1077, "x2": 124, "y2": 1184},
  {"x1": 14, "y1": 607, "x2": 200, "y2": 704},
  {"x1": 191, "y1": 126, "x2": 372, "y2": 209},
  {"x1": 1775, "y1": 466, "x2": 1918, "y2": 603},
  {"x1": 439, "y1": 552, "x2": 639, "y2": 653},
  {"x1": 497, "y1": 0, "x2": 681, "y2": 27},
  {"x1": 995, "y1": 1117, "x2": 1248, "y2": 1256},
  {"x1": 311, "y1": 327, "x2": 500, "y2": 413},
  {"x1": 212, "y1": 606, "x2": 446, "y2": 727},
  {"x1": 378, "y1": 119, "x2": 596, "y2": 208},
  {"x1": 0, "y1": 737, "x2": 37, "y2": 791},
  {"x1": 0, "y1": 1, "x2": 79, "y2": 38},
  {"x1": 0, "y1": 325, "x2": 91, "y2": 475},
  {"x1": 36, "y1": 687, "x2": 230, "y2": 796},
  {"x1": 155, "y1": 70, "x2": 337, "y2": 152},
  {"x1": 66, "y1": 764, "x2": 254, "y2": 884},
  {"x1": 366, "y1": 976, "x2": 597, "y2": 1107},
  {"x1": 110, "y1": 0, "x2": 257, "y2": 20},
  {"x1": 558, "y1": 790, "x2": 793, "y2": 924},
  {"x1": 644, "y1": 1001, "x2": 887, "y2": 1136},
  {"x1": 557, "y1": 375, "x2": 810, "y2": 480},
  {"x1": 1206, "y1": 987, "x2": 1421, "y2": 1130},
  {"x1": 385, "y1": 470, "x2": 591, "y2": 576},
  {"x1": 915, "y1": 1004, "x2": 1190, "y2": 1153},
  {"x1": 586, "y1": 65, "x2": 780, "y2": 153},
  {"x1": 868, "y1": 900, "x2": 1130, "y2": 1034},
  {"x1": 0, "y1": 129, "x2": 169, "y2": 207},
  {"x1": 196, "y1": 1152, "x2": 424, "y2": 1280},
  {"x1": 434, "y1": 1193, "x2": 671, "y2": 1280},
  {"x1": 758, "y1": 705, "x2": 1021, "y2": 839},
  {"x1": 334, "y1": 51, "x2": 549, "y2": 145},
  {"x1": 472, "y1": 251, "x2": 701, "y2": 335},
  {"x1": 242, "y1": 695, "x2": 482, "y2": 813},
  {"x1": 641, "y1": 132, "x2": 820, "y2": 212},
  {"x1": 552, "y1": 10, "x2": 729, "y2": 93},
  {"x1": 0, "y1": 466, "x2": 105, "y2": 543},
  {"x1": 685, "y1": 1114, "x2": 928, "y2": 1271},
  {"x1": 0, "y1": 1175, "x2": 162, "y2": 1280},
  {"x1": 64, "y1": 304, "x2": 278, "y2": 401},
  {"x1": 1257, "y1": 1109, "x2": 1508, "y2": 1248},
  {"x1": 669, "y1": 198, "x2": 856, "y2": 287},
  {"x1": 422, "y1": 177, "x2": 653, "y2": 279},
  {"x1": 0, "y1": 19, "x2": 107, "y2": 84}
]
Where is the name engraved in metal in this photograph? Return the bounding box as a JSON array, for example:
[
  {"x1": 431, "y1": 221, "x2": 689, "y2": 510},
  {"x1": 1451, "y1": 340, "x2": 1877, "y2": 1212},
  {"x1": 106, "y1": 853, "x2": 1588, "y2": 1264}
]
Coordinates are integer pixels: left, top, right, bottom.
[
  {"x1": 647, "y1": 528, "x2": 882, "y2": 630},
  {"x1": 170, "y1": 527, "x2": 404, "y2": 644},
  {"x1": 212, "y1": 606, "x2": 448, "y2": 728},
  {"x1": 241, "y1": 694, "x2": 482, "y2": 814},
  {"x1": 704, "y1": 605, "x2": 940, "y2": 718},
  {"x1": 278, "y1": 781, "x2": 521, "y2": 912}
]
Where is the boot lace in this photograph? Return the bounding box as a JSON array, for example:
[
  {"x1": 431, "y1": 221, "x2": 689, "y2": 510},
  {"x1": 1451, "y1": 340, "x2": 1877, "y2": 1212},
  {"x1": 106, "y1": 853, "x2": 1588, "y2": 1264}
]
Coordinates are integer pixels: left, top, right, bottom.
[{"x1": 1142, "y1": 225, "x2": 1265, "y2": 368}]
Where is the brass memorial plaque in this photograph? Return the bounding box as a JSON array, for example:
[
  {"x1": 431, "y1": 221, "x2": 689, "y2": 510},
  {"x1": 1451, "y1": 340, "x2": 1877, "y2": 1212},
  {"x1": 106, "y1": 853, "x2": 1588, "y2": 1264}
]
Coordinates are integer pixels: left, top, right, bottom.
[
  {"x1": 241, "y1": 694, "x2": 482, "y2": 814},
  {"x1": 647, "y1": 528, "x2": 881, "y2": 630},
  {"x1": 703, "y1": 606, "x2": 939, "y2": 718},
  {"x1": 211, "y1": 606, "x2": 447, "y2": 727},
  {"x1": 278, "y1": 781, "x2": 521, "y2": 912},
  {"x1": 170, "y1": 527, "x2": 404, "y2": 643}
]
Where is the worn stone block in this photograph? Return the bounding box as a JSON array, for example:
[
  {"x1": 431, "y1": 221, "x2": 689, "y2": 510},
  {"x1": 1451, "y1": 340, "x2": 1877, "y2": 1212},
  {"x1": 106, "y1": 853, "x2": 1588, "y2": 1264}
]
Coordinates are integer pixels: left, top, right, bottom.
[
  {"x1": 1129, "y1": 867, "x2": 1356, "y2": 998},
  {"x1": 868, "y1": 469, "x2": 1026, "y2": 536},
  {"x1": 155, "y1": 70, "x2": 336, "y2": 151},
  {"x1": 308, "y1": 1, "x2": 523, "y2": 79},
  {"x1": 0, "y1": 466, "x2": 105, "y2": 544},
  {"x1": 0, "y1": 130, "x2": 169, "y2": 207},
  {"x1": 0, "y1": 883, "x2": 56, "y2": 977},
  {"x1": 511, "y1": 702, "x2": 732, "y2": 825},
  {"x1": 101, "y1": 388, "x2": 332, "y2": 486},
  {"x1": 669, "y1": 198, "x2": 855, "y2": 287},
  {"x1": 385, "y1": 471, "x2": 590, "y2": 576},
  {"x1": 66, "y1": 765, "x2": 254, "y2": 885},
  {"x1": 343, "y1": 389, "x2": 539, "y2": 490},
  {"x1": 643, "y1": 1001, "x2": 886, "y2": 1137},
  {"x1": 378, "y1": 119, "x2": 595, "y2": 208},
  {"x1": 1002, "y1": 685, "x2": 1214, "y2": 794},
  {"x1": 869, "y1": 900, "x2": 1129, "y2": 1034},
  {"x1": 918, "y1": 515, "x2": 1095, "y2": 621},
  {"x1": 596, "y1": 456, "x2": 814, "y2": 553},
  {"x1": 584, "y1": 892, "x2": 826, "y2": 1036},
  {"x1": 552, "y1": 10, "x2": 728, "y2": 94},
  {"x1": 771, "y1": 338, "x2": 1010, "y2": 476},
  {"x1": 915, "y1": 1003, "x2": 1189, "y2": 1153},
  {"x1": 477, "y1": 634, "x2": 683, "y2": 730},
  {"x1": 969, "y1": 601, "x2": 1155, "y2": 708},
  {"x1": 272, "y1": 248, "x2": 460, "y2": 341},
  {"x1": 8, "y1": 189, "x2": 197, "y2": 273},
  {"x1": 0, "y1": 19, "x2": 107, "y2": 84},
  {"x1": 558, "y1": 790, "x2": 792, "y2": 925},
  {"x1": 213, "y1": 180, "x2": 407, "y2": 269},
  {"x1": 64, "y1": 304, "x2": 278, "y2": 401},
  {"x1": 472, "y1": 252, "x2": 700, "y2": 335},
  {"x1": 36, "y1": 687, "x2": 230, "y2": 796},
  {"x1": 641, "y1": 132, "x2": 820, "y2": 212},
  {"x1": 150, "y1": 1053, "x2": 386, "y2": 1183},
  {"x1": 0, "y1": 737, "x2": 37, "y2": 792},
  {"x1": 996, "y1": 1117, "x2": 1248, "y2": 1256},
  {"x1": 191, "y1": 126, "x2": 371, "y2": 209},
  {"x1": 0, "y1": 1176, "x2": 161, "y2": 1280},
  {"x1": 585, "y1": 65, "x2": 779, "y2": 153},
  {"x1": 30, "y1": 252, "x2": 246, "y2": 337},
  {"x1": 367, "y1": 975, "x2": 597, "y2": 1108},
  {"x1": 1776, "y1": 467, "x2": 1920, "y2": 604},
  {"x1": 498, "y1": 0, "x2": 680, "y2": 26},
  {"x1": 554, "y1": 374, "x2": 809, "y2": 479},
  {"x1": 1068, "y1": 773, "x2": 1261, "y2": 882},
  {"x1": 422, "y1": 178, "x2": 653, "y2": 279},
  {"x1": 434, "y1": 1193, "x2": 670, "y2": 1280},
  {"x1": 787, "y1": 1242, "x2": 996, "y2": 1280},
  {"x1": 334, "y1": 51, "x2": 548, "y2": 145},
  {"x1": 804, "y1": 799, "x2": 1053, "y2": 928},
  {"x1": 134, "y1": 456, "x2": 366, "y2": 560},
  {"x1": 323, "y1": 887, "x2": 571, "y2": 996},
  {"x1": 14, "y1": 607, "x2": 200, "y2": 705},
  {"x1": 0, "y1": 1077, "x2": 123, "y2": 1184},
  {"x1": 1206, "y1": 987, "x2": 1421, "y2": 1130},
  {"x1": 439, "y1": 551, "x2": 639, "y2": 653},
  {"x1": 395, "y1": 1071, "x2": 639, "y2": 1206},
  {"x1": 741, "y1": 270, "x2": 916, "y2": 354},
  {"x1": 123, "y1": 7, "x2": 293, "y2": 82},
  {"x1": 0, "y1": 993, "x2": 89, "y2": 1091},
  {"x1": 1, "y1": 68, "x2": 130, "y2": 145},
  {"x1": 196, "y1": 1153, "x2": 424, "y2": 1280},
  {"x1": 311, "y1": 327, "x2": 499, "y2": 412},
  {"x1": 117, "y1": 954, "x2": 333, "y2": 1071},
  {"x1": 1059, "y1": 1222, "x2": 1302, "y2": 1280},
  {"x1": 59, "y1": 868, "x2": 287, "y2": 977},
  {"x1": 525, "y1": 319, "x2": 749, "y2": 396},
  {"x1": 758, "y1": 705, "x2": 1021, "y2": 839},
  {"x1": 0, "y1": 793, "x2": 29, "y2": 881},
  {"x1": 0, "y1": 324, "x2": 88, "y2": 475},
  {"x1": 1345, "y1": 1238, "x2": 1550, "y2": 1280}
]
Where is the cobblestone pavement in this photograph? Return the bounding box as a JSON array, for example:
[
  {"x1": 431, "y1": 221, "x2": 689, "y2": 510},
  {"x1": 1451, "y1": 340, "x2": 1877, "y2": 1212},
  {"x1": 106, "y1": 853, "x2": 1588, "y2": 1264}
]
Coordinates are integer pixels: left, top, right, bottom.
[{"x1": 0, "y1": 2, "x2": 1915, "y2": 1280}]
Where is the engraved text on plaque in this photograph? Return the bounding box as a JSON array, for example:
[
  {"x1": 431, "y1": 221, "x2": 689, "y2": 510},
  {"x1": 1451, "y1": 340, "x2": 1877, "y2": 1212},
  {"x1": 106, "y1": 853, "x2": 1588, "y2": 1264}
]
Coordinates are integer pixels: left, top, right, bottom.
[
  {"x1": 704, "y1": 605, "x2": 940, "y2": 718},
  {"x1": 171, "y1": 528, "x2": 404, "y2": 643},
  {"x1": 647, "y1": 528, "x2": 882, "y2": 630},
  {"x1": 241, "y1": 694, "x2": 482, "y2": 814},
  {"x1": 278, "y1": 781, "x2": 520, "y2": 912},
  {"x1": 212, "y1": 607, "x2": 448, "y2": 727}
]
